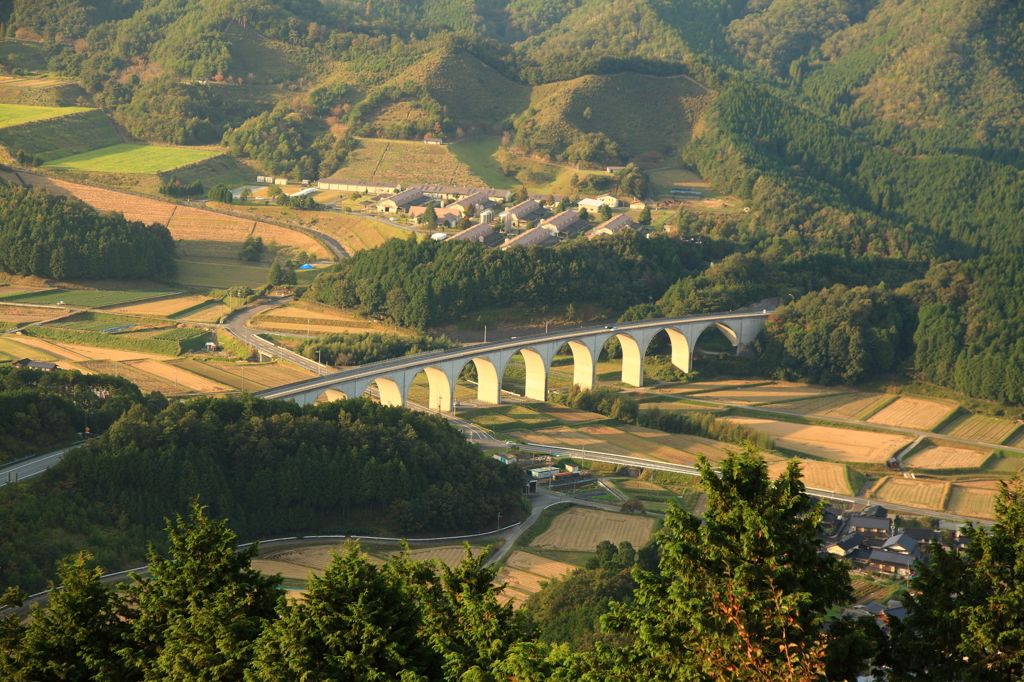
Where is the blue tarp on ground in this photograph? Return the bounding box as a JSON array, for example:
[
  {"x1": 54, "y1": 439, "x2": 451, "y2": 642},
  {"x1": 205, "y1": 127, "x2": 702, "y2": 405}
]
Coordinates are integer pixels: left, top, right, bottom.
[{"x1": 297, "y1": 264, "x2": 315, "y2": 269}]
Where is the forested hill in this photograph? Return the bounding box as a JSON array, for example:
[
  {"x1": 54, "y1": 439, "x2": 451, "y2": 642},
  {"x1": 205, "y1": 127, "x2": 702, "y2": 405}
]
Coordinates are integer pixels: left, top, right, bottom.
[{"x1": 0, "y1": 394, "x2": 525, "y2": 593}]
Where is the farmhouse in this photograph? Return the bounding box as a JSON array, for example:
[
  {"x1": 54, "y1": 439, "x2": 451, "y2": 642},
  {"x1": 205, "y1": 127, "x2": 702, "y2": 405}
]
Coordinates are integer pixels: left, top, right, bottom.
[
  {"x1": 316, "y1": 179, "x2": 400, "y2": 194},
  {"x1": 449, "y1": 222, "x2": 503, "y2": 246},
  {"x1": 586, "y1": 214, "x2": 638, "y2": 239},
  {"x1": 409, "y1": 205, "x2": 461, "y2": 224},
  {"x1": 528, "y1": 193, "x2": 565, "y2": 206},
  {"x1": 630, "y1": 200, "x2": 648, "y2": 210},
  {"x1": 866, "y1": 549, "x2": 917, "y2": 575},
  {"x1": 881, "y1": 532, "x2": 918, "y2": 554},
  {"x1": 11, "y1": 358, "x2": 57, "y2": 371},
  {"x1": 540, "y1": 210, "x2": 588, "y2": 238},
  {"x1": 450, "y1": 191, "x2": 495, "y2": 216},
  {"x1": 595, "y1": 194, "x2": 620, "y2": 207},
  {"x1": 377, "y1": 188, "x2": 425, "y2": 213},
  {"x1": 424, "y1": 135, "x2": 444, "y2": 145},
  {"x1": 501, "y1": 225, "x2": 558, "y2": 249},
  {"x1": 499, "y1": 200, "x2": 546, "y2": 231},
  {"x1": 850, "y1": 515, "x2": 892, "y2": 539},
  {"x1": 826, "y1": 532, "x2": 864, "y2": 557}
]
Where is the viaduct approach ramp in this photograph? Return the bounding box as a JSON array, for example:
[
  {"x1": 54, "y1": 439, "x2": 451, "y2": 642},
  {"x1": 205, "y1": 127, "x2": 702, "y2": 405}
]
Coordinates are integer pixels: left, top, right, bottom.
[{"x1": 254, "y1": 309, "x2": 774, "y2": 409}]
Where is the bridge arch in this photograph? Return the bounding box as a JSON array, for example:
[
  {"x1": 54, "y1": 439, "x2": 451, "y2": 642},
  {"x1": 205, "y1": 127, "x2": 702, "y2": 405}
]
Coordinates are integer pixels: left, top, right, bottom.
[
  {"x1": 615, "y1": 332, "x2": 644, "y2": 387},
  {"x1": 706, "y1": 321, "x2": 739, "y2": 346},
  {"x1": 317, "y1": 388, "x2": 349, "y2": 403},
  {"x1": 465, "y1": 357, "x2": 501, "y2": 405},
  {"x1": 416, "y1": 366, "x2": 453, "y2": 412},
  {"x1": 566, "y1": 340, "x2": 596, "y2": 389},
  {"x1": 500, "y1": 346, "x2": 550, "y2": 401},
  {"x1": 663, "y1": 327, "x2": 693, "y2": 376},
  {"x1": 365, "y1": 377, "x2": 404, "y2": 407}
]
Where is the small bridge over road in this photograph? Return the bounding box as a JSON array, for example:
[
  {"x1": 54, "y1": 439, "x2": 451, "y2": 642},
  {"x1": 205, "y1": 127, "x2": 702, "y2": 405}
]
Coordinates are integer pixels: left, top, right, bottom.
[{"x1": 254, "y1": 309, "x2": 774, "y2": 409}]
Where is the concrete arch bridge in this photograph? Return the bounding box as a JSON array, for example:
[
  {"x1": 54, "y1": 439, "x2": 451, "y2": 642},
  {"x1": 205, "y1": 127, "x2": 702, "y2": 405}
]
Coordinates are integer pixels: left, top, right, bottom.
[{"x1": 254, "y1": 310, "x2": 773, "y2": 409}]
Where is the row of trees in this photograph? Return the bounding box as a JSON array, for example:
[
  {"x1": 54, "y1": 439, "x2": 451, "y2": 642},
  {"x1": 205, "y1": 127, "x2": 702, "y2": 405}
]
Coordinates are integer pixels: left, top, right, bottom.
[
  {"x1": 0, "y1": 394, "x2": 524, "y2": 593},
  {"x1": 0, "y1": 184, "x2": 176, "y2": 280},
  {"x1": 305, "y1": 229, "x2": 704, "y2": 328},
  {"x1": 296, "y1": 331, "x2": 458, "y2": 366},
  {"x1": 10, "y1": 445, "x2": 1024, "y2": 679}
]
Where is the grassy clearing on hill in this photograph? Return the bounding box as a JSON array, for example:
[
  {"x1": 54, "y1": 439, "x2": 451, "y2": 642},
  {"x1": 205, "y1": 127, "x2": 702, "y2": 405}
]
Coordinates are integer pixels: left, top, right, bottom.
[
  {"x1": 449, "y1": 137, "x2": 513, "y2": 188},
  {"x1": 331, "y1": 138, "x2": 483, "y2": 186},
  {"x1": 0, "y1": 108, "x2": 121, "y2": 161},
  {"x1": 45, "y1": 143, "x2": 221, "y2": 174},
  {"x1": 0, "y1": 103, "x2": 93, "y2": 128}
]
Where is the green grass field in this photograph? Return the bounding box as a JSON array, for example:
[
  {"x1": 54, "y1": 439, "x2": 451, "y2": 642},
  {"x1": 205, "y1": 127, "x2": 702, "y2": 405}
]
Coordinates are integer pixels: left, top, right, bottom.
[
  {"x1": 0, "y1": 103, "x2": 93, "y2": 128},
  {"x1": 0, "y1": 287, "x2": 179, "y2": 307},
  {"x1": 0, "y1": 108, "x2": 122, "y2": 161},
  {"x1": 45, "y1": 143, "x2": 221, "y2": 174},
  {"x1": 449, "y1": 137, "x2": 515, "y2": 189}
]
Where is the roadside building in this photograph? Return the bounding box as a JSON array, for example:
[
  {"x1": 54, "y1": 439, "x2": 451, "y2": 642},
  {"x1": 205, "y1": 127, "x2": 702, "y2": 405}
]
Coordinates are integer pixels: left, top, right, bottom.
[
  {"x1": 424, "y1": 135, "x2": 444, "y2": 145},
  {"x1": 881, "y1": 532, "x2": 919, "y2": 554},
  {"x1": 528, "y1": 466, "x2": 559, "y2": 479},
  {"x1": 629, "y1": 200, "x2": 648, "y2": 210},
  {"x1": 408, "y1": 205, "x2": 461, "y2": 224},
  {"x1": 528, "y1": 193, "x2": 565, "y2": 206},
  {"x1": 317, "y1": 179, "x2": 400, "y2": 194},
  {"x1": 11, "y1": 359, "x2": 57, "y2": 371},
  {"x1": 606, "y1": 165, "x2": 626, "y2": 174},
  {"x1": 577, "y1": 198, "x2": 606, "y2": 213},
  {"x1": 407, "y1": 184, "x2": 511, "y2": 203},
  {"x1": 595, "y1": 194, "x2": 620, "y2": 207},
  {"x1": 586, "y1": 214, "x2": 637, "y2": 239}
]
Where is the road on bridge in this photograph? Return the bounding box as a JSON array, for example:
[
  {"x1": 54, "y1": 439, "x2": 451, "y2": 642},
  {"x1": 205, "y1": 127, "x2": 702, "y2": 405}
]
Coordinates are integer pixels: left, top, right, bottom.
[{"x1": 0, "y1": 441, "x2": 87, "y2": 489}]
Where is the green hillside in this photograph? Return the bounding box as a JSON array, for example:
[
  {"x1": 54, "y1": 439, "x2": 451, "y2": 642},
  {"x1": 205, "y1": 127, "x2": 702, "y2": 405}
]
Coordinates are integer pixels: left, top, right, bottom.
[{"x1": 0, "y1": 108, "x2": 121, "y2": 161}]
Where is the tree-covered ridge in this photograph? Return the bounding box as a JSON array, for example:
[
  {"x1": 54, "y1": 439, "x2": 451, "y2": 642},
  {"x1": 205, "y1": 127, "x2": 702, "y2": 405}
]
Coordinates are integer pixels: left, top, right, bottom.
[
  {"x1": 8, "y1": 442, "x2": 1024, "y2": 679},
  {"x1": 0, "y1": 395, "x2": 524, "y2": 593},
  {"x1": 0, "y1": 184, "x2": 175, "y2": 280},
  {"x1": 0, "y1": 365, "x2": 151, "y2": 464},
  {"x1": 305, "y1": 229, "x2": 704, "y2": 328}
]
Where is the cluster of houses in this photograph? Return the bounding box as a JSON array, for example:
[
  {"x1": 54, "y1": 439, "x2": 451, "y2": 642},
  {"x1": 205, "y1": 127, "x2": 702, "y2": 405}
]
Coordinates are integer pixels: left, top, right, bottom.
[
  {"x1": 823, "y1": 504, "x2": 966, "y2": 576},
  {"x1": 367, "y1": 181, "x2": 647, "y2": 249}
]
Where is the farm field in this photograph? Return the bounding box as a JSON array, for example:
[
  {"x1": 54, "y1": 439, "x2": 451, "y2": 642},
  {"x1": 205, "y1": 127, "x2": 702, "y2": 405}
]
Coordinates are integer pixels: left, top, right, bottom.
[
  {"x1": 250, "y1": 559, "x2": 320, "y2": 582},
  {"x1": 940, "y1": 413, "x2": 1020, "y2": 444},
  {"x1": 77, "y1": 360, "x2": 178, "y2": 394},
  {"x1": 946, "y1": 482, "x2": 999, "y2": 518},
  {"x1": 0, "y1": 304, "x2": 55, "y2": 326},
  {"x1": 689, "y1": 383, "x2": 838, "y2": 404},
  {"x1": 530, "y1": 507, "x2": 655, "y2": 551},
  {"x1": 331, "y1": 138, "x2": 484, "y2": 187},
  {"x1": 167, "y1": 357, "x2": 313, "y2": 390},
  {"x1": 767, "y1": 459, "x2": 855, "y2": 495},
  {"x1": 13, "y1": 335, "x2": 174, "y2": 361},
  {"x1": 176, "y1": 300, "x2": 230, "y2": 322},
  {"x1": 0, "y1": 287, "x2": 179, "y2": 307},
  {"x1": 0, "y1": 103, "x2": 92, "y2": 128},
  {"x1": 127, "y1": 359, "x2": 229, "y2": 393},
  {"x1": 44, "y1": 143, "x2": 220, "y2": 174},
  {"x1": 104, "y1": 294, "x2": 212, "y2": 317},
  {"x1": 904, "y1": 445, "x2": 993, "y2": 470},
  {"x1": 9, "y1": 335, "x2": 94, "y2": 361},
  {"x1": 0, "y1": 336, "x2": 62, "y2": 364},
  {"x1": 871, "y1": 477, "x2": 948, "y2": 512},
  {"x1": 868, "y1": 397, "x2": 954, "y2": 431},
  {"x1": 766, "y1": 392, "x2": 891, "y2": 420},
  {"x1": 173, "y1": 259, "x2": 270, "y2": 289},
  {"x1": 725, "y1": 417, "x2": 913, "y2": 463},
  {"x1": 496, "y1": 551, "x2": 577, "y2": 606}
]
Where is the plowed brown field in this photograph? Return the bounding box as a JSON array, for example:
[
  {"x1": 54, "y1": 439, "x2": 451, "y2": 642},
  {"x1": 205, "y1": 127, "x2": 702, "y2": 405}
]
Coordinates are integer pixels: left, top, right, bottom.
[
  {"x1": 768, "y1": 459, "x2": 853, "y2": 494},
  {"x1": 904, "y1": 446, "x2": 992, "y2": 470},
  {"x1": 868, "y1": 398, "x2": 954, "y2": 431},
  {"x1": 726, "y1": 417, "x2": 912, "y2": 463},
  {"x1": 126, "y1": 359, "x2": 228, "y2": 392},
  {"x1": 872, "y1": 477, "x2": 948, "y2": 511}
]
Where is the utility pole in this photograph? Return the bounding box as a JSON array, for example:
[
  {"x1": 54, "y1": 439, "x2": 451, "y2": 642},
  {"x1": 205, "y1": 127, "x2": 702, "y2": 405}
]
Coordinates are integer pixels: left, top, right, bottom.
[
  {"x1": 317, "y1": 349, "x2": 322, "y2": 376},
  {"x1": 497, "y1": 510, "x2": 502, "y2": 531},
  {"x1": 174, "y1": 369, "x2": 178, "y2": 394},
  {"x1": 483, "y1": 325, "x2": 487, "y2": 343},
  {"x1": 241, "y1": 365, "x2": 245, "y2": 393}
]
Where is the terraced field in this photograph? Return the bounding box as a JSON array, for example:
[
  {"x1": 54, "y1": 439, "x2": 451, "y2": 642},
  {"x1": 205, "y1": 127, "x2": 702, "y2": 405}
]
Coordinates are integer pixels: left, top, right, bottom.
[
  {"x1": 767, "y1": 459, "x2": 855, "y2": 495},
  {"x1": 946, "y1": 482, "x2": 998, "y2": 518},
  {"x1": 726, "y1": 417, "x2": 912, "y2": 463},
  {"x1": 531, "y1": 507, "x2": 655, "y2": 552},
  {"x1": 331, "y1": 138, "x2": 483, "y2": 186},
  {"x1": 0, "y1": 103, "x2": 93, "y2": 128},
  {"x1": 766, "y1": 392, "x2": 891, "y2": 420},
  {"x1": 871, "y1": 477, "x2": 949, "y2": 512},
  {"x1": 868, "y1": 397, "x2": 955, "y2": 431},
  {"x1": 904, "y1": 445, "x2": 993, "y2": 470},
  {"x1": 44, "y1": 143, "x2": 220, "y2": 174},
  {"x1": 0, "y1": 287, "x2": 179, "y2": 307},
  {"x1": 940, "y1": 413, "x2": 1020, "y2": 445}
]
